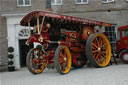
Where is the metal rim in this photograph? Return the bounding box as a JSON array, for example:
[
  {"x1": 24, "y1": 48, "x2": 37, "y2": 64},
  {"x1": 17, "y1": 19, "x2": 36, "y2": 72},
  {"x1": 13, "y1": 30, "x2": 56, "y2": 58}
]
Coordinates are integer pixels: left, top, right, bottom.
[
  {"x1": 91, "y1": 33, "x2": 111, "y2": 67},
  {"x1": 28, "y1": 48, "x2": 45, "y2": 74}
]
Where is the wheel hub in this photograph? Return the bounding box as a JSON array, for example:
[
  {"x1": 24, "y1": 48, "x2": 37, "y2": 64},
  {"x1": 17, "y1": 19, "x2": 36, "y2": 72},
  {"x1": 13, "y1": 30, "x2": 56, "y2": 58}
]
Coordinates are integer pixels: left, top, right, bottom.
[
  {"x1": 98, "y1": 47, "x2": 101, "y2": 51},
  {"x1": 123, "y1": 54, "x2": 128, "y2": 60},
  {"x1": 64, "y1": 57, "x2": 67, "y2": 61},
  {"x1": 98, "y1": 47, "x2": 102, "y2": 54}
]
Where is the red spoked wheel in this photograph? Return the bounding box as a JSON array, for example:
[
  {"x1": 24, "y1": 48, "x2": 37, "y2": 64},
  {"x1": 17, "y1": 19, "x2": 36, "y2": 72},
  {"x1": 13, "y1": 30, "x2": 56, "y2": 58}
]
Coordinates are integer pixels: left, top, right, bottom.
[
  {"x1": 86, "y1": 33, "x2": 111, "y2": 67},
  {"x1": 26, "y1": 48, "x2": 46, "y2": 74},
  {"x1": 54, "y1": 46, "x2": 72, "y2": 74}
]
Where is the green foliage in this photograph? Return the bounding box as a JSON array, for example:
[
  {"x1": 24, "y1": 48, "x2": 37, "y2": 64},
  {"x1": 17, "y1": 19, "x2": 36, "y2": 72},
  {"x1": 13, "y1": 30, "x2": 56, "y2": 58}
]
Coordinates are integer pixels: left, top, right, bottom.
[
  {"x1": 8, "y1": 47, "x2": 14, "y2": 53},
  {"x1": 8, "y1": 61, "x2": 14, "y2": 65},
  {"x1": 36, "y1": 45, "x2": 42, "y2": 50},
  {"x1": 8, "y1": 54, "x2": 14, "y2": 59}
]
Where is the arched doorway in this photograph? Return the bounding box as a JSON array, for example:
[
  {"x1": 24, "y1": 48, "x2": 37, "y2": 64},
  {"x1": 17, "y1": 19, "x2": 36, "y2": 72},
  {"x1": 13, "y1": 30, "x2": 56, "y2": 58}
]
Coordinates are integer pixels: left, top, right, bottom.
[{"x1": 18, "y1": 29, "x2": 33, "y2": 67}]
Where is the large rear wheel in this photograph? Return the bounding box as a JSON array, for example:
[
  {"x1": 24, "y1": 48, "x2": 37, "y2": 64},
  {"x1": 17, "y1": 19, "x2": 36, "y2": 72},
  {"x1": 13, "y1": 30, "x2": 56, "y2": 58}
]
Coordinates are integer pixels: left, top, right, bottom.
[
  {"x1": 86, "y1": 33, "x2": 111, "y2": 67},
  {"x1": 26, "y1": 48, "x2": 46, "y2": 74},
  {"x1": 54, "y1": 46, "x2": 72, "y2": 74}
]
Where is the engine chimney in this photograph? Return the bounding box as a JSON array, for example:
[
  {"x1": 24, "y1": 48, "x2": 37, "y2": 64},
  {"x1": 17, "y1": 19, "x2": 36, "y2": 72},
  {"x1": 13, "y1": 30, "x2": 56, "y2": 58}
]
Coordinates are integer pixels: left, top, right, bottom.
[{"x1": 46, "y1": 0, "x2": 53, "y2": 11}]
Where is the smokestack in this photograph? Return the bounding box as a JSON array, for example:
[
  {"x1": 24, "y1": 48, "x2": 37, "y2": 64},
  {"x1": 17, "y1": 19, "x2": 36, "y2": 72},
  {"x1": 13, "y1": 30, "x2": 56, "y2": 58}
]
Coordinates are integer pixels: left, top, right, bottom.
[{"x1": 46, "y1": 0, "x2": 53, "y2": 11}]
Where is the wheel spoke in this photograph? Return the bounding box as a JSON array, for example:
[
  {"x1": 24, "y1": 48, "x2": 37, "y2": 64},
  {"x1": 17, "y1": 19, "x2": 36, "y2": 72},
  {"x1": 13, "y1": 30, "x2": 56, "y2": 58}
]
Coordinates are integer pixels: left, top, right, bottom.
[
  {"x1": 93, "y1": 53, "x2": 97, "y2": 59},
  {"x1": 62, "y1": 63, "x2": 66, "y2": 71},
  {"x1": 96, "y1": 37, "x2": 100, "y2": 46},
  {"x1": 59, "y1": 58, "x2": 65, "y2": 64},
  {"x1": 59, "y1": 52, "x2": 63, "y2": 57},
  {"x1": 95, "y1": 53, "x2": 100, "y2": 60},
  {"x1": 101, "y1": 43, "x2": 107, "y2": 48},
  {"x1": 98, "y1": 58, "x2": 103, "y2": 64},
  {"x1": 92, "y1": 50, "x2": 98, "y2": 53},
  {"x1": 63, "y1": 52, "x2": 67, "y2": 58},
  {"x1": 101, "y1": 53, "x2": 106, "y2": 58},
  {"x1": 101, "y1": 55, "x2": 105, "y2": 61},
  {"x1": 32, "y1": 52, "x2": 36, "y2": 58},
  {"x1": 102, "y1": 51, "x2": 106, "y2": 54},
  {"x1": 92, "y1": 43, "x2": 99, "y2": 49},
  {"x1": 99, "y1": 37, "x2": 103, "y2": 47},
  {"x1": 92, "y1": 46, "x2": 97, "y2": 50}
]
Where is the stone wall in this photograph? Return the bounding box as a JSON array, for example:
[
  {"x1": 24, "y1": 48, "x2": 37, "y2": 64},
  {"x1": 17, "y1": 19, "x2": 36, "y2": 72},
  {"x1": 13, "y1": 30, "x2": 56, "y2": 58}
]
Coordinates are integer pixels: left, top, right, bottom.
[
  {"x1": 0, "y1": 15, "x2": 8, "y2": 71},
  {"x1": 61, "y1": 10, "x2": 128, "y2": 27},
  {"x1": 53, "y1": 0, "x2": 128, "y2": 13},
  {"x1": 0, "y1": 0, "x2": 46, "y2": 13},
  {"x1": 52, "y1": 0, "x2": 128, "y2": 27}
]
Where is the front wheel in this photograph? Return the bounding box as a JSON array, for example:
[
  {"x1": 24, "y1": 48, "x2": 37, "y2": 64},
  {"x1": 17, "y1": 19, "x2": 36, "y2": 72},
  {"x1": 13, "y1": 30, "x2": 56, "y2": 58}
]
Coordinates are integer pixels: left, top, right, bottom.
[
  {"x1": 54, "y1": 46, "x2": 72, "y2": 74},
  {"x1": 86, "y1": 33, "x2": 111, "y2": 68},
  {"x1": 26, "y1": 48, "x2": 46, "y2": 74},
  {"x1": 119, "y1": 50, "x2": 128, "y2": 64}
]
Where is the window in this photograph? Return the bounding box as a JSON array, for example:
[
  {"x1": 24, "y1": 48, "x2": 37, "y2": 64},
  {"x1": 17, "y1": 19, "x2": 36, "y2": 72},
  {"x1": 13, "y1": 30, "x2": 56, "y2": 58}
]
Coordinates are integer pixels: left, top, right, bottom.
[
  {"x1": 102, "y1": 0, "x2": 114, "y2": 3},
  {"x1": 17, "y1": 0, "x2": 31, "y2": 6},
  {"x1": 18, "y1": 29, "x2": 29, "y2": 37},
  {"x1": 76, "y1": 0, "x2": 88, "y2": 4},
  {"x1": 51, "y1": 0, "x2": 62, "y2": 5},
  {"x1": 122, "y1": 28, "x2": 128, "y2": 37}
]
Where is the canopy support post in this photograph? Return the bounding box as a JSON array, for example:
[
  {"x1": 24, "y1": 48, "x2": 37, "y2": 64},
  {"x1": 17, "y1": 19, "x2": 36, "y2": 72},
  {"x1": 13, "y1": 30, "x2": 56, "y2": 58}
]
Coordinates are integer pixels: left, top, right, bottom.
[
  {"x1": 40, "y1": 16, "x2": 45, "y2": 34},
  {"x1": 37, "y1": 17, "x2": 40, "y2": 34},
  {"x1": 28, "y1": 22, "x2": 31, "y2": 37}
]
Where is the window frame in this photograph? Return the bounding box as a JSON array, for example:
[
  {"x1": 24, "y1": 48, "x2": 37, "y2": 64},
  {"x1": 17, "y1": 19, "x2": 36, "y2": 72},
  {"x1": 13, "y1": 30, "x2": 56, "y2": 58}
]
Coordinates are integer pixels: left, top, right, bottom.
[
  {"x1": 121, "y1": 28, "x2": 128, "y2": 38},
  {"x1": 17, "y1": 0, "x2": 31, "y2": 7},
  {"x1": 76, "y1": 0, "x2": 89, "y2": 4},
  {"x1": 102, "y1": 0, "x2": 115, "y2": 3},
  {"x1": 51, "y1": 0, "x2": 62, "y2": 5},
  {"x1": 117, "y1": 30, "x2": 120, "y2": 41}
]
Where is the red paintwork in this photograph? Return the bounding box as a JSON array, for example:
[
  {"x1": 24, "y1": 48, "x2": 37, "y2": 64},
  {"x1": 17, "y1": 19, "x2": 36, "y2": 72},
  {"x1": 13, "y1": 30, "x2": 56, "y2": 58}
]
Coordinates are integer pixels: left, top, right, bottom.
[
  {"x1": 65, "y1": 32, "x2": 79, "y2": 42},
  {"x1": 28, "y1": 33, "x2": 50, "y2": 43},
  {"x1": 116, "y1": 25, "x2": 128, "y2": 53},
  {"x1": 118, "y1": 25, "x2": 128, "y2": 30},
  {"x1": 20, "y1": 11, "x2": 112, "y2": 27},
  {"x1": 20, "y1": 11, "x2": 113, "y2": 67}
]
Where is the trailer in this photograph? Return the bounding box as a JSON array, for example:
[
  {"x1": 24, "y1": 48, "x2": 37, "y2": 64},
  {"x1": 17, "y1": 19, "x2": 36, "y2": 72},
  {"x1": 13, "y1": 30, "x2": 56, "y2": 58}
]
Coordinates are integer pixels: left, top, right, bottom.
[{"x1": 20, "y1": 11, "x2": 112, "y2": 74}]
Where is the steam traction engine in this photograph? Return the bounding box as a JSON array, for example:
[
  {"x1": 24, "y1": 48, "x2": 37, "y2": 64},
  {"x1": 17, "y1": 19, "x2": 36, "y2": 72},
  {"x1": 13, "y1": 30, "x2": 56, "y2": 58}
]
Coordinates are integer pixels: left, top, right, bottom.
[{"x1": 20, "y1": 11, "x2": 112, "y2": 74}]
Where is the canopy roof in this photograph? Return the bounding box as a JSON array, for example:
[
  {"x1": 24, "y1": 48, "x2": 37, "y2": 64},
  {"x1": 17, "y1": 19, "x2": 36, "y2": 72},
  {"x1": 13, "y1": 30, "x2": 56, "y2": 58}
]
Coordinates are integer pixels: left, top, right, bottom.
[
  {"x1": 118, "y1": 25, "x2": 128, "y2": 30},
  {"x1": 20, "y1": 11, "x2": 112, "y2": 27}
]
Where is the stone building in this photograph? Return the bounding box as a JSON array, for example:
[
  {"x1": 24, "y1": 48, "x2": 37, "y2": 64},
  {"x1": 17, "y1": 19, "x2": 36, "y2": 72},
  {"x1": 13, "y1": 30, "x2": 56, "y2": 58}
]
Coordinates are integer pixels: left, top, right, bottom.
[
  {"x1": 0, "y1": 0, "x2": 128, "y2": 71},
  {"x1": 53, "y1": 0, "x2": 128, "y2": 26}
]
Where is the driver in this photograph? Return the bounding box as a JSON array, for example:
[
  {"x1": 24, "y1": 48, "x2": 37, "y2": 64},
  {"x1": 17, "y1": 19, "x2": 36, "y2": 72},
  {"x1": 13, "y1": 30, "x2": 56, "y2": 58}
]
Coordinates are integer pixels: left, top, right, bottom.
[
  {"x1": 41, "y1": 23, "x2": 51, "y2": 33},
  {"x1": 33, "y1": 23, "x2": 51, "y2": 33}
]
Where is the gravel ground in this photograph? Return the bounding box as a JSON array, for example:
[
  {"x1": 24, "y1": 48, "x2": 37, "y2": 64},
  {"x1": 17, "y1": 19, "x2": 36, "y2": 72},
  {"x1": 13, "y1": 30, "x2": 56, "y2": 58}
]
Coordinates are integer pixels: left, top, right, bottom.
[{"x1": 0, "y1": 64, "x2": 128, "y2": 85}]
